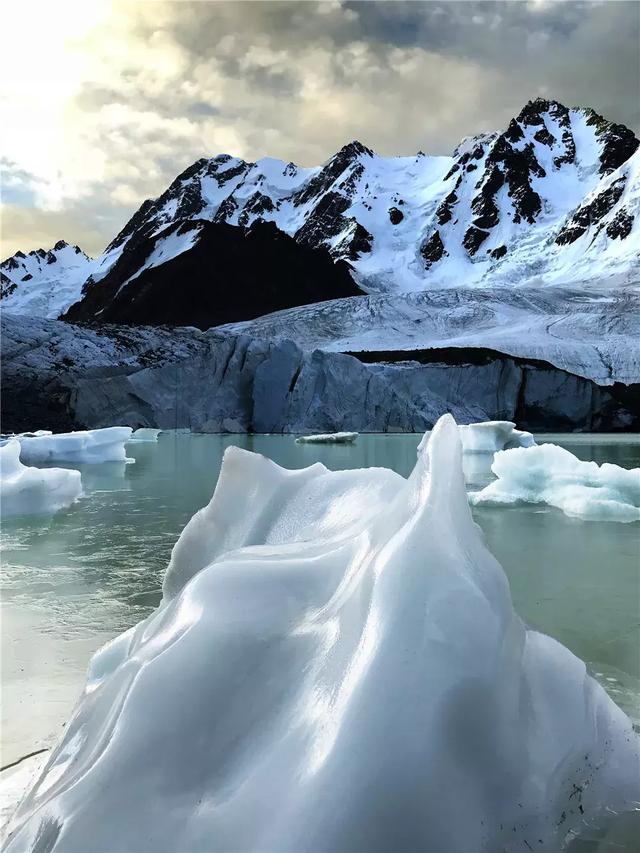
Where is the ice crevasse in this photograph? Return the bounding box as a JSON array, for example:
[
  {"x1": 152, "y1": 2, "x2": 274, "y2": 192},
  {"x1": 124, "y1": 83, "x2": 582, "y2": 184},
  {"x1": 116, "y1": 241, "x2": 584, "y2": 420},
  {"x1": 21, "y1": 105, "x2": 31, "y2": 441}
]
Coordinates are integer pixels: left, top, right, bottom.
[
  {"x1": 0, "y1": 439, "x2": 82, "y2": 517},
  {"x1": 6, "y1": 416, "x2": 639, "y2": 853}
]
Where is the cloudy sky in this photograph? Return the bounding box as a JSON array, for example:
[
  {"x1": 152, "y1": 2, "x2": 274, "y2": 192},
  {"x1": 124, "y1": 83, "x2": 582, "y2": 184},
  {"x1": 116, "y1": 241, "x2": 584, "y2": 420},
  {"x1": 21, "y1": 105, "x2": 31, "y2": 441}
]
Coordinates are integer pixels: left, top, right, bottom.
[{"x1": 1, "y1": 0, "x2": 638, "y2": 258}]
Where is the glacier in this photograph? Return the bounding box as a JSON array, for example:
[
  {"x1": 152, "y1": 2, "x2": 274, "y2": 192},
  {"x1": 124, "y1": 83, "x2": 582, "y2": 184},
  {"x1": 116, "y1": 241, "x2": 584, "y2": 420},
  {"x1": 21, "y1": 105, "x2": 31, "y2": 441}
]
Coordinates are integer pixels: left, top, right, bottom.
[
  {"x1": 470, "y1": 443, "x2": 640, "y2": 523},
  {"x1": 14, "y1": 428, "x2": 133, "y2": 466},
  {"x1": 5, "y1": 416, "x2": 639, "y2": 853},
  {"x1": 0, "y1": 440, "x2": 82, "y2": 517},
  {"x1": 458, "y1": 420, "x2": 535, "y2": 453}
]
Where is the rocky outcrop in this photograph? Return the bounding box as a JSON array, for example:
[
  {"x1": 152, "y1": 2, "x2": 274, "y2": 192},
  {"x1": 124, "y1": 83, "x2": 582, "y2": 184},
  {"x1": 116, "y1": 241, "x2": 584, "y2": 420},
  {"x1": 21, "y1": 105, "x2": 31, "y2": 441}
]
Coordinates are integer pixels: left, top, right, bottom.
[
  {"x1": 2, "y1": 315, "x2": 637, "y2": 434},
  {"x1": 63, "y1": 220, "x2": 364, "y2": 329}
]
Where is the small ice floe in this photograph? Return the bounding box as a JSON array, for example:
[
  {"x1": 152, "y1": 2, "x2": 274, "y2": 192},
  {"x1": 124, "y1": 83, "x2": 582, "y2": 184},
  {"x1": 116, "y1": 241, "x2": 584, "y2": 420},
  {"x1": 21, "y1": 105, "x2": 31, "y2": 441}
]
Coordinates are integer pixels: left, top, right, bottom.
[
  {"x1": 128, "y1": 428, "x2": 161, "y2": 443},
  {"x1": 470, "y1": 443, "x2": 640, "y2": 523},
  {"x1": 295, "y1": 431, "x2": 358, "y2": 444},
  {"x1": 0, "y1": 440, "x2": 82, "y2": 517},
  {"x1": 458, "y1": 420, "x2": 535, "y2": 453},
  {"x1": 6, "y1": 417, "x2": 638, "y2": 852},
  {"x1": 14, "y1": 427, "x2": 133, "y2": 465}
]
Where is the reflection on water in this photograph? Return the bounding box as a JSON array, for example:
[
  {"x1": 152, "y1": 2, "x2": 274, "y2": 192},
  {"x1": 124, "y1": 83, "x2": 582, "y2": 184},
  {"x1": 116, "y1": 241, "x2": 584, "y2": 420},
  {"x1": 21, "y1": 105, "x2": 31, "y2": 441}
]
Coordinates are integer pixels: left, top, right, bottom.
[{"x1": 1, "y1": 432, "x2": 639, "y2": 758}]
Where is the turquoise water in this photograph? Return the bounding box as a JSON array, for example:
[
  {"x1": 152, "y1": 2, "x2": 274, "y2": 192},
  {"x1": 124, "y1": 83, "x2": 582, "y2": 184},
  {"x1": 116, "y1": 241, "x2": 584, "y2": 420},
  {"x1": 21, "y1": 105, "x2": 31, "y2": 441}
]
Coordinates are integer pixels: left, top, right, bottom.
[{"x1": 1, "y1": 433, "x2": 639, "y2": 768}]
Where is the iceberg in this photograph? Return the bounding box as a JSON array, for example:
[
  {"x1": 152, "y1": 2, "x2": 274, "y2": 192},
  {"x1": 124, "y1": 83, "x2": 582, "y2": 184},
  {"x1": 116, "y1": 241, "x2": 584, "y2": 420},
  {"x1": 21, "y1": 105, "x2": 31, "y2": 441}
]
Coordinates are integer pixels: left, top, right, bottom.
[
  {"x1": 470, "y1": 443, "x2": 640, "y2": 523},
  {"x1": 5, "y1": 417, "x2": 638, "y2": 853},
  {"x1": 458, "y1": 420, "x2": 536, "y2": 453},
  {"x1": 128, "y1": 428, "x2": 161, "y2": 442},
  {"x1": 295, "y1": 431, "x2": 358, "y2": 444},
  {"x1": 0, "y1": 440, "x2": 82, "y2": 517},
  {"x1": 14, "y1": 427, "x2": 133, "y2": 465}
]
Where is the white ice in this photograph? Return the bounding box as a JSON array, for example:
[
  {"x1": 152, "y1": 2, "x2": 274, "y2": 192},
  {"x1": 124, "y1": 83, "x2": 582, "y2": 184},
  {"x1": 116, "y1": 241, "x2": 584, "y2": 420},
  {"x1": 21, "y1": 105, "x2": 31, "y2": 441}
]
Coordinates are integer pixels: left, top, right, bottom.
[
  {"x1": 15, "y1": 427, "x2": 133, "y2": 465},
  {"x1": 470, "y1": 443, "x2": 640, "y2": 523},
  {"x1": 5, "y1": 417, "x2": 639, "y2": 853},
  {"x1": 295, "y1": 431, "x2": 358, "y2": 444},
  {"x1": 128, "y1": 428, "x2": 161, "y2": 442},
  {"x1": 0, "y1": 440, "x2": 82, "y2": 517},
  {"x1": 458, "y1": 420, "x2": 536, "y2": 453}
]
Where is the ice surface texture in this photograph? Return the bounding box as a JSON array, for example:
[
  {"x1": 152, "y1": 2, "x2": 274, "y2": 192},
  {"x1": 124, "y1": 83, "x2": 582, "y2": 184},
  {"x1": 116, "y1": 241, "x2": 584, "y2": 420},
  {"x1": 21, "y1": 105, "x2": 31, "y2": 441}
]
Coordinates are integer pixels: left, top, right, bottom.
[
  {"x1": 295, "y1": 431, "x2": 358, "y2": 444},
  {"x1": 5, "y1": 417, "x2": 639, "y2": 853},
  {"x1": 15, "y1": 427, "x2": 133, "y2": 465},
  {"x1": 0, "y1": 440, "x2": 81, "y2": 517},
  {"x1": 458, "y1": 420, "x2": 535, "y2": 453},
  {"x1": 128, "y1": 428, "x2": 161, "y2": 442},
  {"x1": 471, "y1": 443, "x2": 640, "y2": 523}
]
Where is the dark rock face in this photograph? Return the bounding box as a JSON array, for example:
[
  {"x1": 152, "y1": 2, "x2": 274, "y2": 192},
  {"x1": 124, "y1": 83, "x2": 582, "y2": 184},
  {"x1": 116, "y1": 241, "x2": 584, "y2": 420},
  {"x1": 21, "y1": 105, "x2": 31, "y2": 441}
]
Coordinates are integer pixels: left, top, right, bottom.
[
  {"x1": 583, "y1": 108, "x2": 640, "y2": 175},
  {"x1": 388, "y1": 207, "x2": 404, "y2": 225},
  {"x1": 63, "y1": 220, "x2": 364, "y2": 330},
  {"x1": 606, "y1": 210, "x2": 634, "y2": 240},
  {"x1": 421, "y1": 231, "x2": 447, "y2": 267},
  {"x1": 2, "y1": 315, "x2": 637, "y2": 434},
  {"x1": 490, "y1": 245, "x2": 508, "y2": 260},
  {"x1": 463, "y1": 226, "x2": 490, "y2": 256},
  {"x1": 556, "y1": 178, "x2": 626, "y2": 245}
]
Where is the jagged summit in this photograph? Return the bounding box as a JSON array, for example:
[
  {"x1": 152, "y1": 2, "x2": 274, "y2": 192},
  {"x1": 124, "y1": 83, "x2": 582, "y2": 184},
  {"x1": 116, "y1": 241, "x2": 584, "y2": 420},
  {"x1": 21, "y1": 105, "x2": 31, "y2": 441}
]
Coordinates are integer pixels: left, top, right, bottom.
[{"x1": 2, "y1": 98, "x2": 639, "y2": 321}]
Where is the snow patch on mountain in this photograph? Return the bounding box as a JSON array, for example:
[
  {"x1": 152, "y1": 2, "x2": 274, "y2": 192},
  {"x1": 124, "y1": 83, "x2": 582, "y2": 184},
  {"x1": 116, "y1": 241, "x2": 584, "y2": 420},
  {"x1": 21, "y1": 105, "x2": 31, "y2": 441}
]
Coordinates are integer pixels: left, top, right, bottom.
[{"x1": 1, "y1": 241, "x2": 94, "y2": 318}]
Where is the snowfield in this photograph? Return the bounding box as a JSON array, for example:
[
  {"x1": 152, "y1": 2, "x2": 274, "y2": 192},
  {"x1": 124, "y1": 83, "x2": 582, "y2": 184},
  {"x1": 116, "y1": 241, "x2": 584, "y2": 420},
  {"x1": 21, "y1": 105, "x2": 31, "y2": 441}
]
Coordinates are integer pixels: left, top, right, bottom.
[
  {"x1": 0, "y1": 440, "x2": 82, "y2": 517},
  {"x1": 4, "y1": 417, "x2": 639, "y2": 852},
  {"x1": 470, "y1": 443, "x2": 640, "y2": 523}
]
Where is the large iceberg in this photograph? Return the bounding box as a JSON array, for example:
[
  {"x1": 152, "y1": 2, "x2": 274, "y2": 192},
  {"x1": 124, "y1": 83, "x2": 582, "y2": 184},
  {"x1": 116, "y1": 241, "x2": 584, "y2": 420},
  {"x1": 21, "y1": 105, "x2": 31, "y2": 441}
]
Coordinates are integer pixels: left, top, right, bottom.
[
  {"x1": 5, "y1": 417, "x2": 639, "y2": 852},
  {"x1": 471, "y1": 443, "x2": 640, "y2": 523},
  {"x1": 14, "y1": 427, "x2": 133, "y2": 465},
  {"x1": 0, "y1": 440, "x2": 82, "y2": 517},
  {"x1": 458, "y1": 420, "x2": 536, "y2": 453}
]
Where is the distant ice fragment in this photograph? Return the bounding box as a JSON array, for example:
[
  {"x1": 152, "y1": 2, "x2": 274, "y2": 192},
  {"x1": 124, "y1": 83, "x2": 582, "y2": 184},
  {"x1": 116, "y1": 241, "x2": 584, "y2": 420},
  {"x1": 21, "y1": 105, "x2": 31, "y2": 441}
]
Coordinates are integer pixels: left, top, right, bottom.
[
  {"x1": 14, "y1": 427, "x2": 133, "y2": 465},
  {"x1": 0, "y1": 440, "x2": 82, "y2": 517},
  {"x1": 470, "y1": 442, "x2": 640, "y2": 522},
  {"x1": 458, "y1": 420, "x2": 536, "y2": 453},
  {"x1": 128, "y1": 428, "x2": 161, "y2": 442},
  {"x1": 5, "y1": 417, "x2": 638, "y2": 853},
  {"x1": 295, "y1": 431, "x2": 358, "y2": 444}
]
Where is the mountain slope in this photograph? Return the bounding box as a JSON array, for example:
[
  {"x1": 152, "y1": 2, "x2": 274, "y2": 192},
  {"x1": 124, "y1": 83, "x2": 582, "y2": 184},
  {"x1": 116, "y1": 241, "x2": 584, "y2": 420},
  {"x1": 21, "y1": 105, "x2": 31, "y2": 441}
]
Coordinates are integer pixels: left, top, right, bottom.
[
  {"x1": 2, "y1": 98, "x2": 639, "y2": 322},
  {"x1": 63, "y1": 220, "x2": 363, "y2": 328},
  {"x1": 1, "y1": 241, "x2": 94, "y2": 318},
  {"x1": 89, "y1": 97, "x2": 639, "y2": 296}
]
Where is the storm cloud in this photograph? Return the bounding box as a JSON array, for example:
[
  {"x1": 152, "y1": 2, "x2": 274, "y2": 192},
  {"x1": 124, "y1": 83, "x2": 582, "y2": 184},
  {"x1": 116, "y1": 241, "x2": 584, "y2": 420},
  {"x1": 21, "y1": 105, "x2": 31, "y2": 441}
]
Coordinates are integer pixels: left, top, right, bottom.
[{"x1": 2, "y1": 0, "x2": 638, "y2": 257}]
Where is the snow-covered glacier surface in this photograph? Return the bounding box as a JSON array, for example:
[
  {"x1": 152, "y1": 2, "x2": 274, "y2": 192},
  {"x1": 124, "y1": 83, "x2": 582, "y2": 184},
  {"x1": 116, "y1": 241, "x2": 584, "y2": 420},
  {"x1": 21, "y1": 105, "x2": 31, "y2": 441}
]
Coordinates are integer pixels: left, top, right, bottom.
[
  {"x1": 220, "y1": 286, "x2": 640, "y2": 386},
  {"x1": 6, "y1": 417, "x2": 639, "y2": 853},
  {"x1": 0, "y1": 440, "x2": 82, "y2": 517},
  {"x1": 14, "y1": 428, "x2": 133, "y2": 465},
  {"x1": 471, "y1": 443, "x2": 640, "y2": 523}
]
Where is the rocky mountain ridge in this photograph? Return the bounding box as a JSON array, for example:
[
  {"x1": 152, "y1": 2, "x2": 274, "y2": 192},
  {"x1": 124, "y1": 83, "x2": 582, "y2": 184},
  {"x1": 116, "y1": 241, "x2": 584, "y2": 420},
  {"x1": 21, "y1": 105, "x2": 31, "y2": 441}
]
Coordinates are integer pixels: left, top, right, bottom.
[{"x1": 2, "y1": 98, "x2": 639, "y2": 322}]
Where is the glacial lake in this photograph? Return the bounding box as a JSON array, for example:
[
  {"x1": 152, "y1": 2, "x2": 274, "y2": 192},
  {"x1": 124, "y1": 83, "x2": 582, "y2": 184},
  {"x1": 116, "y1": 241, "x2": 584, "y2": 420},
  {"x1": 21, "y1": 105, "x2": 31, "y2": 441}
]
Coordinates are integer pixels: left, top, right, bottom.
[{"x1": 2, "y1": 431, "x2": 639, "y2": 781}]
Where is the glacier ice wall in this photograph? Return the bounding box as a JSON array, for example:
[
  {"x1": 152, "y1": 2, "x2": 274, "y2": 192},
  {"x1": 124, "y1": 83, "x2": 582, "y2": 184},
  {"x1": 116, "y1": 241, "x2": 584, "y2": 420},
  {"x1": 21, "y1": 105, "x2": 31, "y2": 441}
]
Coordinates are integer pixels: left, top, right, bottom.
[{"x1": 5, "y1": 417, "x2": 639, "y2": 853}]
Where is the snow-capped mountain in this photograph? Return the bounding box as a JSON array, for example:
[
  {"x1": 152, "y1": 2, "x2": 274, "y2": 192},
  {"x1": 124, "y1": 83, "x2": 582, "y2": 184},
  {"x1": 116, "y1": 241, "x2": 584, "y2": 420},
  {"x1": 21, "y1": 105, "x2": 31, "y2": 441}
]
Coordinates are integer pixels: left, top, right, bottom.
[
  {"x1": 87, "y1": 97, "x2": 639, "y2": 296},
  {"x1": 1, "y1": 240, "x2": 94, "y2": 318},
  {"x1": 2, "y1": 98, "x2": 639, "y2": 323}
]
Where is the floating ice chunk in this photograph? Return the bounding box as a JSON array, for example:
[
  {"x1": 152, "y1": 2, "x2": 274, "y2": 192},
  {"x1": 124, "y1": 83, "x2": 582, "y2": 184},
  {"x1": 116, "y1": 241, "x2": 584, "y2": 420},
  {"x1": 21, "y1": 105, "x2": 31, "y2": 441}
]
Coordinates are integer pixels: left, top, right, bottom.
[
  {"x1": 15, "y1": 427, "x2": 133, "y2": 465},
  {"x1": 470, "y1": 443, "x2": 640, "y2": 522},
  {"x1": 0, "y1": 440, "x2": 82, "y2": 517},
  {"x1": 128, "y1": 428, "x2": 161, "y2": 442},
  {"x1": 295, "y1": 431, "x2": 358, "y2": 444},
  {"x1": 458, "y1": 420, "x2": 535, "y2": 453},
  {"x1": 6, "y1": 417, "x2": 639, "y2": 853}
]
